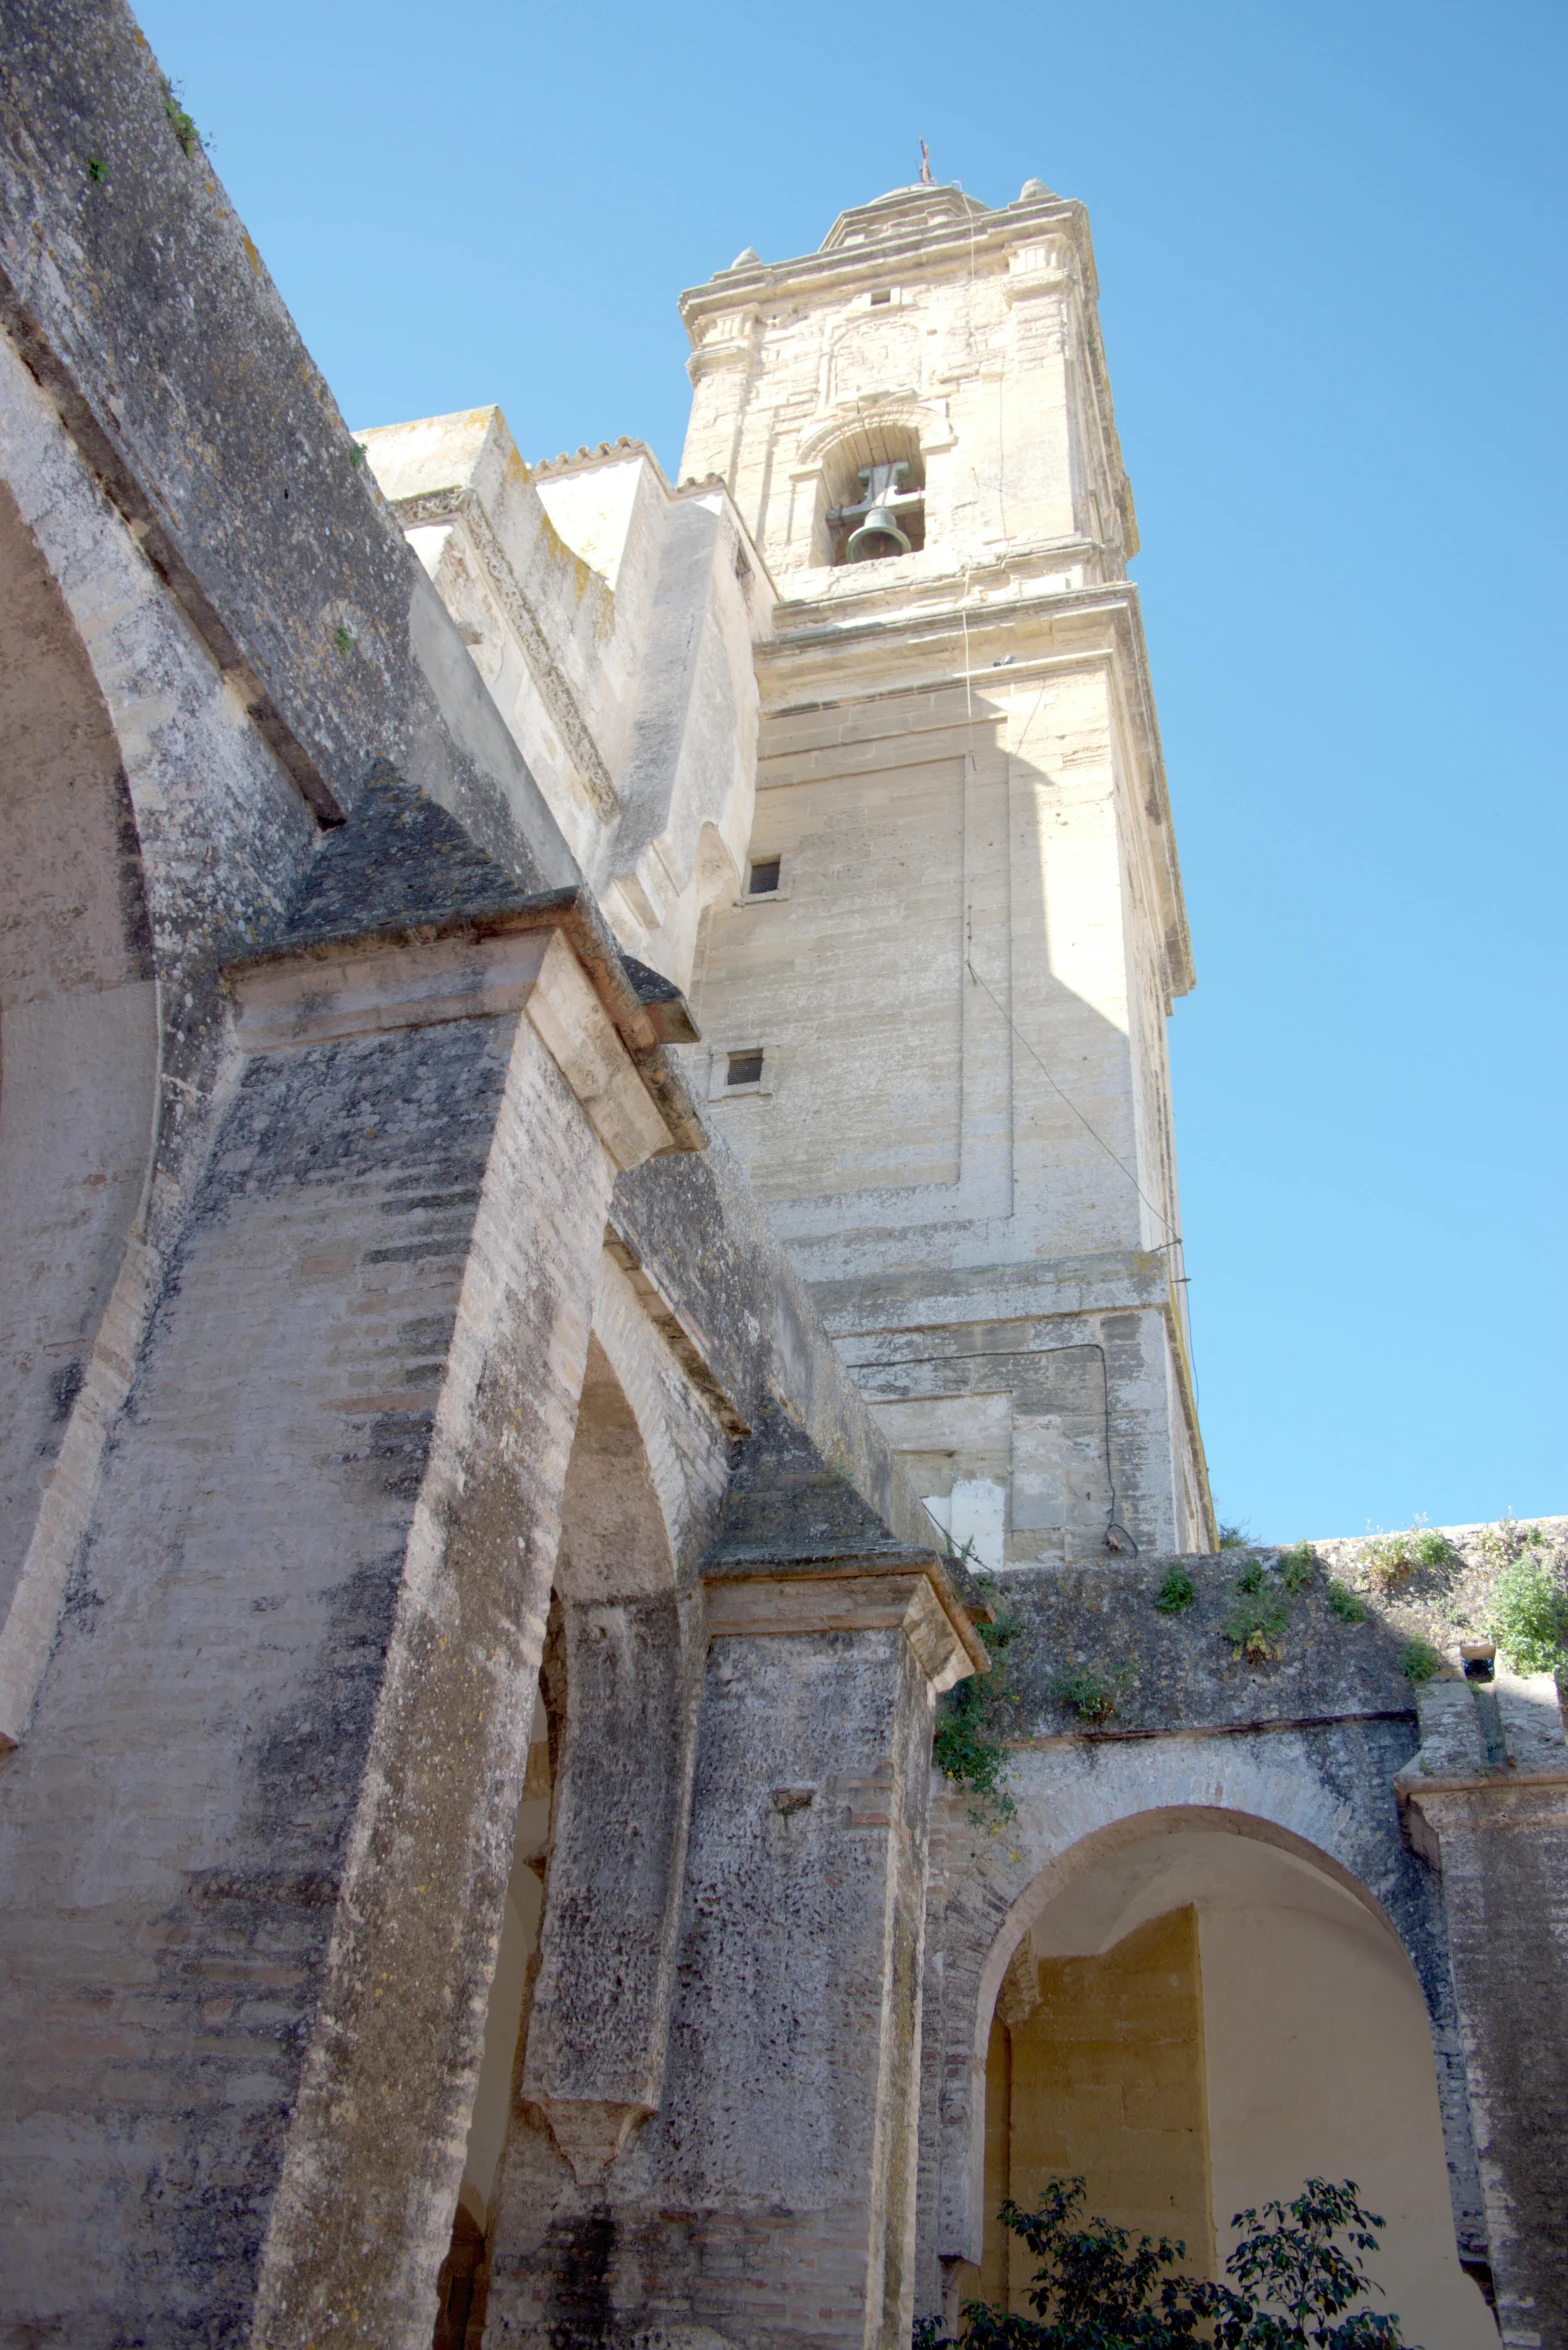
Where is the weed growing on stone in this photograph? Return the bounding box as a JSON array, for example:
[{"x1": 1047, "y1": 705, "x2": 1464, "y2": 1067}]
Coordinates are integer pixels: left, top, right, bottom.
[
  {"x1": 1154, "y1": 1566, "x2": 1197, "y2": 1615},
  {"x1": 1360, "y1": 1534, "x2": 1412, "y2": 1590},
  {"x1": 1326, "y1": 1580, "x2": 1372, "y2": 1626},
  {"x1": 1480, "y1": 1512, "x2": 1544, "y2": 1568},
  {"x1": 161, "y1": 79, "x2": 202, "y2": 158},
  {"x1": 1278, "y1": 1542, "x2": 1318, "y2": 1593},
  {"x1": 87, "y1": 157, "x2": 108, "y2": 183},
  {"x1": 1217, "y1": 1520, "x2": 1251, "y2": 1550},
  {"x1": 1052, "y1": 1667, "x2": 1127, "y2": 1726},
  {"x1": 932, "y1": 1568, "x2": 1018, "y2": 1820},
  {"x1": 1361, "y1": 1522, "x2": 1455, "y2": 1590},
  {"x1": 933, "y1": 1681, "x2": 1016, "y2": 1817},
  {"x1": 1398, "y1": 1636, "x2": 1446, "y2": 1683},
  {"x1": 1485, "y1": 1557, "x2": 1568, "y2": 1674},
  {"x1": 1222, "y1": 1584, "x2": 1290, "y2": 1664},
  {"x1": 332, "y1": 625, "x2": 356, "y2": 658},
  {"x1": 1234, "y1": 1557, "x2": 1267, "y2": 1593}
]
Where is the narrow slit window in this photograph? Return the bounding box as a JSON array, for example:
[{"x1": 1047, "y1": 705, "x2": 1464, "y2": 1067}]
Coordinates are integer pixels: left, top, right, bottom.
[
  {"x1": 748, "y1": 856, "x2": 782, "y2": 896},
  {"x1": 869, "y1": 289, "x2": 892, "y2": 306},
  {"x1": 727, "y1": 1049, "x2": 764, "y2": 1088}
]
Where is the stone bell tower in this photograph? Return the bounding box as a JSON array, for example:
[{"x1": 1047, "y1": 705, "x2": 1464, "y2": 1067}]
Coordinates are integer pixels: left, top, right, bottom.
[{"x1": 680, "y1": 177, "x2": 1214, "y2": 1565}]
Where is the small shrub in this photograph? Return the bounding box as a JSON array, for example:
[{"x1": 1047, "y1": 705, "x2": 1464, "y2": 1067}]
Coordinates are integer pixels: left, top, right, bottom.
[
  {"x1": 1361, "y1": 1533, "x2": 1413, "y2": 1590},
  {"x1": 1479, "y1": 1516, "x2": 1544, "y2": 1568},
  {"x1": 932, "y1": 1571, "x2": 1018, "y2": 1820},
  {"x1": 1222, "y1": 2178, "x2": 1407, "y2": 2350},
  {"x1": 918, "y1": 2174, "x2": 1409, "y2": 2350},
  {"x1": 1222, "y1": 1586, "x2": 1290, "y2": 1664},
  {"x1": 1053, "y1": 1667, "x2": 1125, "y2": 1726},
  {"x1": 1481, "y1": 1513, "x2": 1521, "y2": 1567},
  {"x1": 933, "y1": 1680, "x2": 1016, "y2": 1815},
  {"x1": 1234, "y1": 1556, "x2": 1266, "y2": 1593},
  {"x1": 332, "y1": 625, "x2": 356, "y2": 658},
  {"x1": 1154, "y1": 1566, "x2": 1197, "y2": 1615},
  {"x1": 1486, "y1": 1557, "x2": 1568, "y2": 1675},
  {"x1": 1326, "y1": 1579, "x2": 1373, "y2": 1625},
  {"x1": 1411, "y1": 1525, "x2": 1456, "y2": 1570},
  {"x1": 86, "y1": 157, "x2": 108, "y2": 184},
  {"x1": 1278, "y1": 1541, "x2": 1317, "y2": 1593},
  {"x1": 1217, "y1": 1519, "x2": 1251, "y2": 1550},
  {"x1": 1363, "y1": 1522, "x2": 1456, "y2": 1589},
  {"x1": 1398, "y1": 1636, "x2": 1445, "y2": 1683}
]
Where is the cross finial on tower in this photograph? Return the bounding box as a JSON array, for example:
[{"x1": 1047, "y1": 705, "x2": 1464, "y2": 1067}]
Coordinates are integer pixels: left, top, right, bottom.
[{"x1": 919, "y1": 138, "x2": 933, "y2": 186}]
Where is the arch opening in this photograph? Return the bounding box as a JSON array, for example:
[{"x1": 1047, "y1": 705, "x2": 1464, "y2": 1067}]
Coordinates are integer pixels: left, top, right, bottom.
[
  {"x1": 0, "y1": 471, "x2": 159, "y2": 1660},
  {"x1": 432, "y1": 1336, "x2": 690, "y2": 2346},
  {"x1": 821, "y1": 422, "x2": 927, "y2": 564},
  {"x1": 972, "y1": 1815, "x2": 1495, "y2": 2350}
]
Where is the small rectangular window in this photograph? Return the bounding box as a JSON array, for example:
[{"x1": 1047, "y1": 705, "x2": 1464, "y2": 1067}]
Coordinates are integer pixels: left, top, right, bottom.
[
  {"x1": 747, "y1": 856, "x2": 782, "y2": 895},
  {"x1": 870, "y1": 290, "x2": 891, "y2": 306},
  {"x1": 727, "y1": 1049, "x2": 764, "y2": 1088}
]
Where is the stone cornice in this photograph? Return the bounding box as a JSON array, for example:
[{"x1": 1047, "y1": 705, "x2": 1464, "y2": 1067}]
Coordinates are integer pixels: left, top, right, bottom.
[
  {"x1": 225, "y1": 887, "x2": 708, "y2": 1159},
  {"x1": 701, "y1": 1549, "x2": 987, "y2": 1688},
  {"x1": 761, "y1": 567, "x2": 1124, "y2": 653},
  {"x1": 679, "y1": 193, "x2": 1093, "y2": 338},
  {"x1": 754, "y1": 581, "x2": 1194, "y2": 1003}
]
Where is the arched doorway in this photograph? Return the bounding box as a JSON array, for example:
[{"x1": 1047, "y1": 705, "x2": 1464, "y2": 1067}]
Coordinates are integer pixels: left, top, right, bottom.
[{"x1": 978, "y1": 1817, "x2": 1496, "y2": 2350}]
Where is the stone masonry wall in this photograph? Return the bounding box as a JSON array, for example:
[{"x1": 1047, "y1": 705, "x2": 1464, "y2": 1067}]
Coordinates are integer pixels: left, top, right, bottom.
[{"x1": 0, "y1": 1010, "x2": 519, "y2": 2342}]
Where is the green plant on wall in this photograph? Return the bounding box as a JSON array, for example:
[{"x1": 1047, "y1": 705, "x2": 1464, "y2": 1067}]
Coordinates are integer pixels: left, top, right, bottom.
[
  {"x1": 1154, "y1": 1566, "x2": 1197, "y2": 1615},
  {"x1": 1481, "y1": 1513, "x2": 1544, "y2": 1568},
  {"x1": 932, "y1": 1564, "x2": 1018, "y2": 1820},
  {"x1": 1217, "y1": 1520, "x2": 1251, "y2": 1550},
  {"x1": 1052, "y1": 1667, "x2": 1128, "y2": 1726},
  {"x1": 161, "y1": 78, "x2": 202, "y2": 157},
  {"x1": 1326, "y1": 1579, "x2": 1372, "y2": 1625},
  {"x1": 1398, "y1": 1636, "x2": 1446, "y2": 1683},
  {"x1": 1361, "y1": 1522, "x2": 1455, "y2": 1591},
  {"x1": 1485, "y1": 1557, "x2": 1568, "y2": 1674},
  {"x1": 1222, "y1": 1579, "x2": 1290, "y2": 1664},
  {"x1": 1277, "y1": 1541, "x2": 1318, "y2": 1593}
]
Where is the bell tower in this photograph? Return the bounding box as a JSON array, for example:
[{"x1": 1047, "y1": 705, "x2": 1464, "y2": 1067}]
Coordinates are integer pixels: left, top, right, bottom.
[{"x1": 680, "y1": 179, "x2": 1213, "y2": 1565}]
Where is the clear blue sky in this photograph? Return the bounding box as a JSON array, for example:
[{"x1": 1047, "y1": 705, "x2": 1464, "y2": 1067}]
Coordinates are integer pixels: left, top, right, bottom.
[{"x1": 134, "y1": 0, "x2": 1566, "y2": 1541}]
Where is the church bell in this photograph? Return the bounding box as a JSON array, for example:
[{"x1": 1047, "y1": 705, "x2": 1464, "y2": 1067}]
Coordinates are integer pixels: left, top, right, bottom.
[{"x1": 846, "y1": 506, "x2": 912, "y2": 562}]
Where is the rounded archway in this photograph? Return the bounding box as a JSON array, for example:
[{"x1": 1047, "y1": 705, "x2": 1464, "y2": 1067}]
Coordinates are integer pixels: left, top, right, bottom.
[
  {"x1": 0, "y1": 472, "x2": 158, "y2": 1716},
  {"x1": 974, "y1": 1812, "x2": 1496, "y2": 2350}
]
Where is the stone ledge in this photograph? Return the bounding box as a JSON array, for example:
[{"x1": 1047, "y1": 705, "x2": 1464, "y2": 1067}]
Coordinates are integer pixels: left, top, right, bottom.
[{"x1": 226, "y1": 887, "x2": 706, "y2": 1160}]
